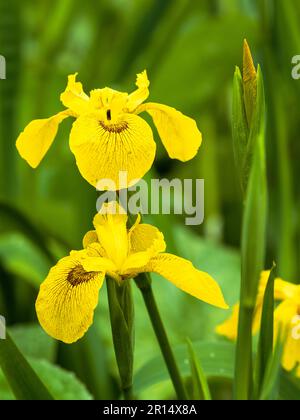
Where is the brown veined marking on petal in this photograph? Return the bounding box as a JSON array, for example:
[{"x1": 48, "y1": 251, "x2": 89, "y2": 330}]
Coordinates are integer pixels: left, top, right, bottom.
[
  {"x1": 70, "y1": 113, "x2": 155, "y2": 187},
  {"x1": 97, "y1": 120, "x2": 137, "y2": 181},
  {"x1": 99, "y1": 120, "x2": 129, "y2": 133},
  {"x1": 66, "y1": 265, "x2": 98, "y2": 287}
]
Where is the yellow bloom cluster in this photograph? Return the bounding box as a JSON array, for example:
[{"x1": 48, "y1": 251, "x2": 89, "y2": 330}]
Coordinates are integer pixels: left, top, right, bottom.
[
  {"x1": 16, "y1": 71, "x2": 202, "y2": 190},
  {"x1": 217, "y1": 271, "x2": 300, "y2": 376},
  {"x1": 36, "y1": 202, "x2": 228, "y2": 344}
]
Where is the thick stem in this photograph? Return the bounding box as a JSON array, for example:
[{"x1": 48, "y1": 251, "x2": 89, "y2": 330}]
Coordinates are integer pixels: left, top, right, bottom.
[
  {"x1": 135, "y1": 273, "x2": 188, "y2": 400},
  {"x1": 106, "y1": 277, "x2": 135, "y2": 400},
  {"x1": 234, "y1": 305, "x2": 254, "y2": 400},
  {"x1": 123, "y1": 386, "x2": 134, "y2": 401}
]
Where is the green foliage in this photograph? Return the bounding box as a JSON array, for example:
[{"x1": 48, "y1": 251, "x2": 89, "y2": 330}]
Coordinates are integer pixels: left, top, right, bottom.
[
  {"x1": 134, "y1": 341, "x2": 235, "y2": 393},
  {"x1": 0, "y1": 359, "x2": 92, "y2": 400},
  {"x1": 186, "y1": 338, "x2": 212, "y2": 400},
  {"x1": 0, "y1": 328, "x2": 54, "y2": 400}
]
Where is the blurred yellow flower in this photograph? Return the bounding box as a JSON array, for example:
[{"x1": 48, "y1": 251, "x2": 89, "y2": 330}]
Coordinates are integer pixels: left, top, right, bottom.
[
  {"x1": 16, "y1": 71, "x2": 202, "y2": 190},
  {"x1": 216, "y1": 271, "x2": 300, "y2": 377},
  {"x1": 36, "y1": 202, "x2": 227, "y2": 344}
]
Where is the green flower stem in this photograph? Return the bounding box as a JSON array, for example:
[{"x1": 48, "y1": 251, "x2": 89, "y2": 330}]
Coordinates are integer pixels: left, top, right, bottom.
[
  {"x1": 123, "y1": 386, "x2": 134, "y2": 401},
  {"x1": 234, "y1": 305, "x2": 255, "y2": 399},
  {"x1": 106, "y1": 277, "x2": 135, "y2": 400},
  {"x1": 135, "y1": 273, "x2": 188, "y2": 400}
]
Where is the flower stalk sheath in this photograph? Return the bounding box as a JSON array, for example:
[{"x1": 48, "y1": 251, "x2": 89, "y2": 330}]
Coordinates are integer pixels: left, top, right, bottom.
[
  {"x1": 106, "y1": 277, "x2": 135, "y2": 400},
  {"x1": 232, "y1": 41, "x2": 267, "y2": 400}
]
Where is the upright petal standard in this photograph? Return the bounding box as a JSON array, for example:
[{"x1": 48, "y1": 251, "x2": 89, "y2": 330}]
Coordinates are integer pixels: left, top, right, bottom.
[
  {"x1": 36, "y1": 202, "x2": 227, "y2": 344},
  {"x1": 16, "y1": 71, "x2": 202, "y2": 190}
]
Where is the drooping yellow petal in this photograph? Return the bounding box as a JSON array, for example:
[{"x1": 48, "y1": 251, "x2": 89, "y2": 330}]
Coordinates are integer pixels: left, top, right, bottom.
[
  {"x1": 145, "y1": 253, "x2": 228, "y2": 309},
  {"x1": 274, "y1": 300, "x2": 300, "y2": 372},
  {"x1": 36, "y1": 253, "x2": 105, "y2": 344},
  {"x1": 93, "y1": 202, "x2": 129, "y2": 269},
  {"x1": 16, "y1": 111, "x2": 70, "y2": 168},
  {"x1": 60, "y1": 73, "x2": 91, "y2": 115},
  {"x1": 126, "y1": 70, "x2": 150, "y2": 112},
  {"x1": 69, "y1": 112, "x2": 156, "y2": 189},
  {"x1": 137, "y1": 102, "x2": 202, "y2": 162}
]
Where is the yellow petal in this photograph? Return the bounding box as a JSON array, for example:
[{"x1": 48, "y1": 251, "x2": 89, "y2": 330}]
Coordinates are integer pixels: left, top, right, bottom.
[
  {"x1": 82, "y1": 257, "x2": 117, "y2": 273},
  {"x1": 82, "y1": 230, "x2": 98, "y2": 248},
  {"x1": 89, "y1": 88, "x2": 128, "y2": 116},
  {"x1": 216, "y1": 304, "x2": 240, "y2": 340},
  {"x1": 122, "y1": 224, "x2": 166, "y2": 277},
  {"x1": 126, "y1": 70, "x2": 150, "y2": 112},
  {"x1": 138, "y1": 102, "x2": 202, "y2": 162},
  {"x1": 275, "y1": 300, "x2": 300, "y2": 372},
  {"x1": 282, "y1": 332, "x2": 300, "y2": 373},
  {"x1": 120, "y1": 252, "x2": 152, "y2": 275},
  {"x1": 93, "y1": 202, "x2": 128, "y2": 269},
  {"x1": 216, "y1": 271, "x2": 298, "y2": 342},
  {"x1": 16, "y1": 111, "x2": 70, "y2": 168},
  {"x1": 274, "y1": 279, "x2": 299, "y2": 301},
  {"x1": 128, "y1": 213, "x2": 141, "y2": 234},
  {"x1": 216, "y1": 299, "x2": 263, "y2": 341},
  {"x1": 129, "y1": 223, "x2": 166, "y2": 255},
  {"x1": 36, "y1": 253, "x2": 105, "y2": 344},
  {"x1": 69, "y1": 112, "x2": 156, "y2": 189},
  {"x1": 60, "y1": 73, "x2": 91, "y2": 115},
  {"x1": 145, "y1": 253, "x2": 228, "y2": 309}
]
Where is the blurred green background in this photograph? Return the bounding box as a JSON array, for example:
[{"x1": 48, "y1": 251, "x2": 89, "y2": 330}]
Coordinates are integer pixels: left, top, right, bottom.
[{"x1": 0, "y1": 0, "x2": 299, "y2": 400}]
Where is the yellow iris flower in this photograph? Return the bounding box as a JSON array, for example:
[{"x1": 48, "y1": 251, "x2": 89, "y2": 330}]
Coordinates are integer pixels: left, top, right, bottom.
[
  {"x1": 16, "y1": 71, "x2": 202, "y2": 190},
  {"x1": 36, "y1": 202, "x2": 227, "y2": 344},
  {"x1": 216, "y1": 271, "x2": 300, "y2": 377}
]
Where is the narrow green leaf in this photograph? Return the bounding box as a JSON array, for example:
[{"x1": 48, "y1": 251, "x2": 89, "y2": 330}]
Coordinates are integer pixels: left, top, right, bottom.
[
  {"x1": 259, "y1": 331, "x2": 285, "y2": 400},
  {"x1": 186, "y1": 338, "x2": 212, "y2": 400},
  {"x1": 254, "y1": 265, "x2": 276, "y2": 398},
  {"x1": 0, "y1": 325, "x2": 54, "y2": 400}
]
